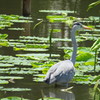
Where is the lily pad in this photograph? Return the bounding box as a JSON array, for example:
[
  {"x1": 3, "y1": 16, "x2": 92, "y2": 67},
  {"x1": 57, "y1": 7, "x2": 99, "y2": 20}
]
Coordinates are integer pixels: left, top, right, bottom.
[
  {"x1": 39, "y1": 10, "x2": 75, "y2": 14},
  {"x1": 0, "y1": 76, "x2": 24, "y2": 80},
  {"x1": 8, "y1": 28, "x2": 25, "y2": 31},
  {"x1": 10, "y1": 20, "x2": 33, "y2": 23},
  {"x1": 0, "y1": 63, "x2": 14, "y2": 67},
  {"x1": 0, "y1": 88, "x2": 31, "y2": 91},
  {"x1": 1, "y1": 96, "x2": 29, "y2": 100},
  {"x1": 39, "y1": 97, "x2": 63, "y2": 100},
  {"x1": 0, "y1": 80, "x2": 9, "y2": 84}
]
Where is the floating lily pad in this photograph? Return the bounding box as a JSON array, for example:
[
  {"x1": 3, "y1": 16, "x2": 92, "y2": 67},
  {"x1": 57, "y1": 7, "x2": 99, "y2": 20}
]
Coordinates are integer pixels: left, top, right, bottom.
[
  {"x1": 16, "y1": 53, "x2": 60, "y2": 58},
  {"x1": 14, "y1": 47, "x2": 48, "y2": 52},
  {"x1": 0, "y1": 86, "x2": 3, "y2": 89},
  {"x1": 0, "y1": 76, "x2": 24, "y2": 80},
  {"x1": 26, "y1": 44, "x2": 49, "y2": 48},
  {"x1": 0, "y1": 63, "x2": 14, "y2": 67},
  {"x1": 9, "y1": 70, "x2": 35, "y2": 75},
  {"x1": 33, "y1": 77, "x2": 44, "y2": 82},
  {"x1": 0, "y1": 88, "x2": 31, "y2": 91},
  {"x1": 8, "y1": 28, "x2": 25, "y2": 31},
  {"x1": 0, "y1": 80, "x2": 9, "y2": 84},
  {"x1": 0, "y1": 41, "x2": 9, "y2": 47},
  {"x1": 0, "y1": 34, "x2": 8, "y2": 39},
  {"x1": 10, "y1": 20, "x2": 33, "y2": 23},
  {"x1": 38, "y1": 97, "x2": 63, "y2": 100},
  {"x1": 1, "y1": 96, "x2": 29, "y2": 100},
  {"x1": 39, "y1": 10, "x2": 75, "y2": 14}
]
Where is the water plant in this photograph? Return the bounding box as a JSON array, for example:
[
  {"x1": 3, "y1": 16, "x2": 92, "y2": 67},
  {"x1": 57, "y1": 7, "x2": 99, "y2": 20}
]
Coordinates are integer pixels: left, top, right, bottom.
[
  {"x1": 1, "y1": 96, "x2": 29, "y2": 100},
  {"x1": 39, "y1": 97, "x2": 63, "y2": 100},
  {"x1": 91, "y1": 38, "x2": 100, "y2": 71},
  {"x1": 93, "y1": 75, "x2": 100, "y2": 100},
  {"x1": 0, "y1": 8, "x2": 99, "y2": 100},
  {"x1": 87, "y1": 0, "x2": 100, "y2": 11}
]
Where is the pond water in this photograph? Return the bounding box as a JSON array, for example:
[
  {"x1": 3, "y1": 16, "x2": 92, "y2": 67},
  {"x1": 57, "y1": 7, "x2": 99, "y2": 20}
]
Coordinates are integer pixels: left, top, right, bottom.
[
  {"x1": 0, "y1": 82, "x2": 94, "y2": 100},
  {"x1": 0, "y1": 0, "x2": 100, "y2": 100}
]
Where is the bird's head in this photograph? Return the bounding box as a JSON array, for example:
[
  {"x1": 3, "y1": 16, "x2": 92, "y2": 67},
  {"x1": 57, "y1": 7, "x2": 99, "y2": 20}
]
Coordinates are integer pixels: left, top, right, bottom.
[{"x1": 73, "y1": 22, "x2": 92, "y2": 31}]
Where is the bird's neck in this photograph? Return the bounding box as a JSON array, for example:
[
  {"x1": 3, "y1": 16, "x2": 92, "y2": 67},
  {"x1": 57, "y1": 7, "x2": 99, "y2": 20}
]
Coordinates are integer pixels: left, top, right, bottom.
[{"x1": 70, "y1": 27, "x2": 77, "y2": 65}]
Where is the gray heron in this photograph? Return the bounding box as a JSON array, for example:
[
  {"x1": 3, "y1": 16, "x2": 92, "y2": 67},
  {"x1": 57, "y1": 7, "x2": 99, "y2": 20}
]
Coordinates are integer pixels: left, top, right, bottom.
[{"x1": 44, "y1": 22, "x2": 91, "y2": 86}]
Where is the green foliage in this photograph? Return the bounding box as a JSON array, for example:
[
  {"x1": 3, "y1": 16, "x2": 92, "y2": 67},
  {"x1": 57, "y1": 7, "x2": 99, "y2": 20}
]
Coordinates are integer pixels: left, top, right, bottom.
[
  {"x1": 93, "y1": 75, "x2": 100, "y2": 82},
  {"x1": 91, "y1": 39, "x2": 100, "y2": 51},
  {"x1": 0, "y1": 12, "x2": 100, "y2": 100},
  {"x1": 73, "y1": 75, "x2": 92, "y2": 84},
  {"x1": 0, "y1": 14, "x2": 32, "y2": 30},
  {"x1": 1, "y1": 97, "x2": 29, "y2": 100},
  {"x1": 33, "y1": 19, "x2": 43, "y2": 30},
  {"x1": 46, "y1": 14, "x2": 78, "y2": 27},
  {"x1": 13, "y1": 47, "x2": 25, "y2": 51},
  {"x1": 0, "y1": 34, "x2": 8, "y2": 39},
  {"x1": 84, "y1": 60, "x2": 94, "y2": 66},
  {"x1": 0, "y1": 76, "x2": 23, "y2": 80},
  {"x1": 0, "y1": 41, "x2": 9, "y2": 47},
  {"x1": 93, "y1": 76, "x2": 100, "y2": 94},
  {"x1": 8, "y1": 27, "x2": 25, "y2": 31},
  {"x1": 49, "y1": 29, "x2": 61, "y2": 33},
  {"x1": 0, "y1": 80, "x2": 9, "y2": 84},
  {"x1": 0, "y1": 88, "x2": 31, "y2": 91},
  {"x1": 39, "y1": 10, "x2": 75, "y2": 14},
  {"x1": 26, "y1": 44, "x2": 49, "y2": 48},
  {"x1": 87, "y1": 0, "x2": 100, "y2": 11},
  {"x1": 76, "y1": 51, "x2": 93, "y2": 61},
  {"x1": 39, "y1": 97, "x2": 63, "y2": 100}
]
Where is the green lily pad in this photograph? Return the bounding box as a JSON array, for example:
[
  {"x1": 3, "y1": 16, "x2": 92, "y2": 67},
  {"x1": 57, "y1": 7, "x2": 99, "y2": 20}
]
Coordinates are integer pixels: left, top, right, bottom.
[
  {"x1": 39, "y1": 97, "x2": 63, "y2": 100},
  {"x1": 10, "y1": 20, "x2": 33, "y2": 23},
  {"x1": 0, "y1": 80, "x2": 9, "y2": 84},
  {"x1": 0, "y1": 88, "x2": 31, "y2": 91},
  {"x1": 33, "y1": 77, "x2": 44, "y2": 82},
  {"x1": 39, "y1": 10, "x2": 75, "y2": 14},
  {"x1": 8, "y1": 28, "x2": 25, "y2": 31},
  {"x1": 0, "y1": 76, "x2": 24, "y2": 80},
  {"x1": 0, "y1": 63, "x2": 14, "y2": 67},
  {"x1": 1, "y1": 96, "x2": 29, "y2": 100}
]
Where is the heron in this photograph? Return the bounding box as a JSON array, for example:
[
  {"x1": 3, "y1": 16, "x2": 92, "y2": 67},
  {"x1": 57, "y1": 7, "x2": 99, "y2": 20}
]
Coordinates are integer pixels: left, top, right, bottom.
[{"x1": 44, "y1": 22, "x2": 91, "y2": 86}]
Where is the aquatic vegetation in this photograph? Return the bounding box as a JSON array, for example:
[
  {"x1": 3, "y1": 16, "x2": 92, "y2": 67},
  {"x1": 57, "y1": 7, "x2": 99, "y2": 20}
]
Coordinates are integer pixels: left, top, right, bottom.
[
  {"x1": 0, "y1": 80, "x2": 9, "y2": 84},
  {"x1": 0, "y1": 76, "x2": 23, "y2": 80},
  {"x1": 39, "y1": 10, "x2": 75, "y2": 14},
  {"x1": 76, "y1": 51, "x2": 93, "y2": 61},
  {"x1": 39, "y1": 97, "x2": 63, "y2": 100},
  {"x1": 0, "y1": 11, "x2": 99, "y2": 100},
  {"x1": 93, "y1": 77, "x2": 100, "y2": 100},
  {"x1": 0, "y1": 34, "x2": 8, "y2": 39},
  {"x1": 1, "y1": 97, "x2": 29, "y2": 100},
  {"x1": 87, "y1": 0, "x2": 100, "y2": 11},
  {"x1": 0, "y1": 41, "x2": 9, "y2": 47},
  {"x1": 46, "y1": 14, "x2": 77, "y2": 27},
  {"x1": 73, "y1": 75, "x2": 96, "y2": 85},
  {"x1": 91, "y1": 39, "x2": 100, "y2": 71},
  {"x1": 91, "y1": 39, "x2": 100, "y2": 51},
  {"x1": 0, "y1": 88, "x2": 31, "y2": 91},
  {"x1": 0, "y1": 14, "x2": 33, "y2": 32},
  {"x1": 8, "y1": 27, "x2": 25, "y2": 31}
]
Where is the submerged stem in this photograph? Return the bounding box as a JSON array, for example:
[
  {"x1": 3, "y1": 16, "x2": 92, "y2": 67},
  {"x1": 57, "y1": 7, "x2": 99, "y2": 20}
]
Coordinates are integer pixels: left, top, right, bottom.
[{"x1": 94, "y1": 50, "x2": 97, "y2": 72}]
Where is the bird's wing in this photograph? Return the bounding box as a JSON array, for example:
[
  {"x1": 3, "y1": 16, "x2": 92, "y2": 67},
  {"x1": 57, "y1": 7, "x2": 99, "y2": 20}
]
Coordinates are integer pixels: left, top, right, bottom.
[
  {"x1": 50, "y1": 60, "x2": 75, "y2": 83},
  {"x1": 44, "y1": 61, "x2": 63, "y2": 83}
]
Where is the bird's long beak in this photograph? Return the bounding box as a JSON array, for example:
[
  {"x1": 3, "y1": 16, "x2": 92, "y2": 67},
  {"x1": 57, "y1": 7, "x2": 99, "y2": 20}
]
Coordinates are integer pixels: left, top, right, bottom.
[{"x1": 82, "y1": 25, "x2": 92, "y2": 30}]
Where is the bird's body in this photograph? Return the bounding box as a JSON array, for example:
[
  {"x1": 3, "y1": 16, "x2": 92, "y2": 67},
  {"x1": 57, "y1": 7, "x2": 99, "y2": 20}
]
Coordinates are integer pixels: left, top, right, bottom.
[
  {"x1": 44, "y1": 60, "x2": 75, "y2": 86},
  {"x1": 44, "y1": 22, "x2": 91, "y2": 86}
]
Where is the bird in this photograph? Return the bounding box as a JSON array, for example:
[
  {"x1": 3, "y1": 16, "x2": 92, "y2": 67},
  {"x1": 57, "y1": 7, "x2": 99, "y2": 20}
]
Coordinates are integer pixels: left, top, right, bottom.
[{"x1": 44, "y1": 22, "x2": 92, "y2": 87}]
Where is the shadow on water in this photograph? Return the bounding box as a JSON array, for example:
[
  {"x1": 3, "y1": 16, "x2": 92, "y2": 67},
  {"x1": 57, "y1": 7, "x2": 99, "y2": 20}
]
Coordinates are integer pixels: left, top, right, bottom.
[{"x1": 0, "y1": 78, "x2": 93, "y2": 100}]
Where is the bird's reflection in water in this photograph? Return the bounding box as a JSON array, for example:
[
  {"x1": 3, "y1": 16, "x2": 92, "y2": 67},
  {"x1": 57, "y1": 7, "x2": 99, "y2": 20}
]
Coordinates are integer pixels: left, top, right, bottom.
[{"x1": 43, "y1": 87, "x2": 75, "y2": 100}]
